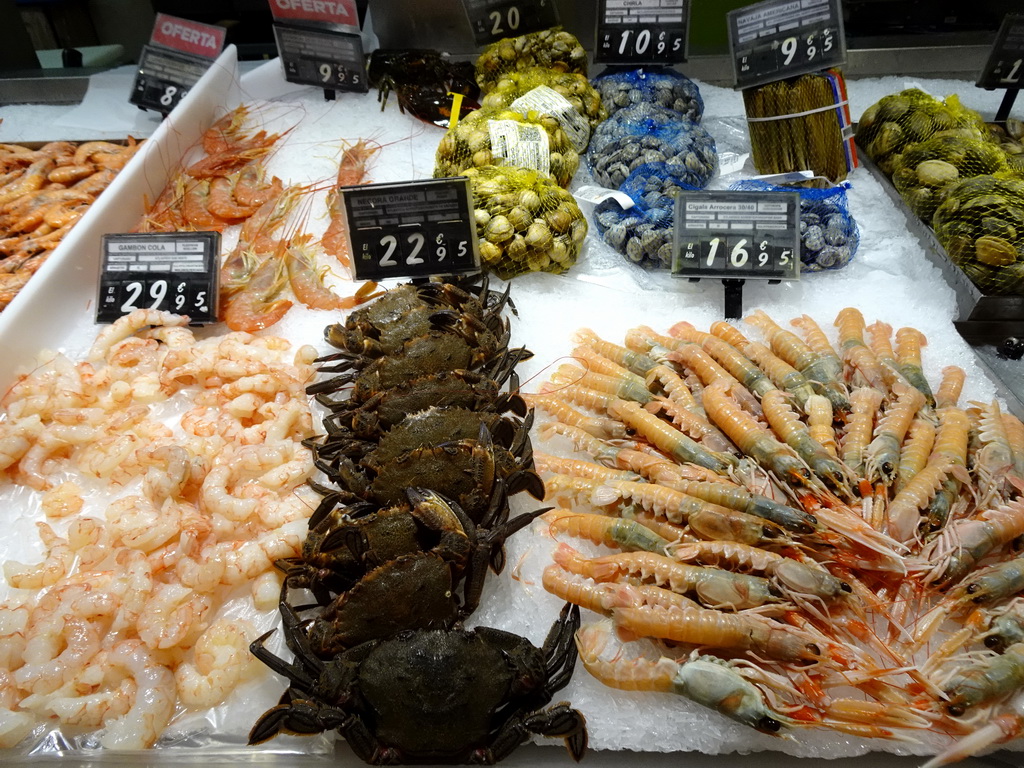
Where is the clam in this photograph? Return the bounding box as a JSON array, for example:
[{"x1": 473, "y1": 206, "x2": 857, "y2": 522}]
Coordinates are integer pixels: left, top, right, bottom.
[
  {"x1": 975, "y1": 235, "x2": 1018, "y2": 267},
  {"x1": 478, "y1": 240, "x2": 502, "y2": 265},
  {"x1": 506, "y1": 206, "x2": 533, "y2": 231},
  {"x1": 484, "y1": 215, "x2": 514, "y2": 244},
  {"x1": 524, "y1": 221, "x2": 553, "y2": 251},
  {"x1": 518, "y1": 189, "x2": 542, "y2": 213},
  {"x1": 506, "y1": 234, "x2": 528, "y2": 261},
  {"x1": 916, "y1": 159, "x2": 959, "y2": 187}
]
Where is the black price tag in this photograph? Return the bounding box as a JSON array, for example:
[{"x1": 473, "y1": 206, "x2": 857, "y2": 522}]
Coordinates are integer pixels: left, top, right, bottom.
[
  {"x1": 727, "y1": 0, "x2": 845, "y2": 89},
  {"x1": 594, "y1": 0, "x2": 689, "y2": 65},
  {"x1": 343, "y1": 178, "x2": 480, "y2": 281},
  {"x1": 461, "y1": 0, "x2": 560, "y2": 46},
  {"x1": 673, "y1": 191, "x2": 800, "y2": 280},
  {"x1": 977, "y1": 13, "x2": 1024, "y2": 89},
  {"x1": 130, "y1": 44, "x2": 209, "y2": 114},
  {"x1": 97, "y1": 233, "x2": 220, "y2": 324},
  {"x1": 273, "y1": 23, "x2": 368, "y2": 93}
]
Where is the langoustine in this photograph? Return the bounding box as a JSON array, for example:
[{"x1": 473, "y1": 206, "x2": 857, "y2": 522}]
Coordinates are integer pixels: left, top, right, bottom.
[{"x1": 532, "y1": 309, "x2": 1024, "y2": 762}]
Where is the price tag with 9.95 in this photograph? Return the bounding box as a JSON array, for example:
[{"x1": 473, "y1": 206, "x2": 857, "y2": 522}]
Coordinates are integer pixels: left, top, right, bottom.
[{"x1": 728, "y1": 0, "x2": 845, "y2": 89}]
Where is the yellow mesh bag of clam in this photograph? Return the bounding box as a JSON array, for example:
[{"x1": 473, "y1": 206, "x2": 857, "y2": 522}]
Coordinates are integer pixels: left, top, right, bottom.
[
  {"x1": 463, "y1": 164, "x2": 587, "y2": 279},
  {"x1": 890, "y1": 129, "x2": 1011, "y2": 223},
  {"x1": 987, "y1": 118, "x2": 1024, "y2": 175},
  {"x1": 474, "y1": 27, "x2": 588, "y2": 93},
  {"x1": 855, "y1": 88, "x2": 987, "y2": 176},
  {"x1": 480, "y1": 66, "x2": 607, "y2": 143},
  {"x1": 433, "y1": 106, "x2": 580, "y2": 187},
  {"x1": 932, "y1": 173, "x2": 1024, "y2": 296}
]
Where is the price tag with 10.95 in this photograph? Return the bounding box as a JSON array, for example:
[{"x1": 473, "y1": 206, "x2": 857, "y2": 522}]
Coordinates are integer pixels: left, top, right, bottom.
[
  {"x1": 96, "y1": 232, "x2": 220, "y2": 324},
  {"x1": 342, "y1": 178, "x2": 480, "y2": 282},
  {"x1": 594, "y1": 0, "x2": 690, "y2": 65},
  {"x1": 461, "y1": 0, "x2": 559, "y2": 45}
]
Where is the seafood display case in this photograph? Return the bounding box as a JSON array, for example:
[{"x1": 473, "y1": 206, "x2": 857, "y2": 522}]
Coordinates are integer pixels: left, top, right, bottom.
[{"x1": 3, "y1": 5, "x2": 1024, "y2": 768}]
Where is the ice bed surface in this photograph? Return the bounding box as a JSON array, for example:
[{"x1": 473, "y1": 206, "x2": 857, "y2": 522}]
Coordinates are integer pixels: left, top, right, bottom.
[{"x1": 0, "y1": 55, "x2": 1017, "y2": 763}]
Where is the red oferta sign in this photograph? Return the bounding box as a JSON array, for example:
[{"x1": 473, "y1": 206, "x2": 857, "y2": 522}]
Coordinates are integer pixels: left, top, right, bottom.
[
  {"x1": 269, "y1": 0, "x2": 358, "y2": 27},
  {"x1": 150, "y1": 13, "x2": 226, "y2": 59}
]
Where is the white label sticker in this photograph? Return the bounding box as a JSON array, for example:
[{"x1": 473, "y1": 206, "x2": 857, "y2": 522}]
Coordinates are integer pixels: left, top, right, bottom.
[
  {"x1": 510, "y1": 85, "x2": 591, "y2": 152},
  {"x1": 488, "y1": 119, "x2": 551, "y2": 177},
  {"x1": 574, "y1": 184, "x2": 635, "y2": 209}
]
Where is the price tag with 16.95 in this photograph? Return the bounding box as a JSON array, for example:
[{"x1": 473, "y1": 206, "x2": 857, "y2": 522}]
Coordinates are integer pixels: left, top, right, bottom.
[{"x1": 672, "y1": 190, "x2": 800, "y2": 281}]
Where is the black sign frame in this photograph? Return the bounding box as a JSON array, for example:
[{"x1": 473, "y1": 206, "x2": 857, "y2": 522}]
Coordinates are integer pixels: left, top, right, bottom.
[
  {"x1": 461, "y1": 0, "x2": 560, "y2": 46},
  {"x1": 594, "y1": 0, "x2": 690, "y2": 65},
  {"x1": 977, "y1": 13, "x2": 1024, "y2": 90},
  {"x1": 272, "y1": 22, "x2": 368, "y2": 95},
  {"x1": 672, "y1": 190, "x2": 801, "y2": 281},
  {"x1": 342, "y1": 177, "x2": 481, "y2": 282},
  {"x1": 97, "y1": 232, "x2": 220, "y2": 324},
  {"x1": 130, "y1": 44, "x2": 210, "y2": 115},
  {"x1": 727, "y1": 0, "x2": 846, "y2": 90}
]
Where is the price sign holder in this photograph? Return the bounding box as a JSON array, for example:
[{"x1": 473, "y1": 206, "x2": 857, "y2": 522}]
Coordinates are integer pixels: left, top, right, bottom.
[
  {"x1": 341, "y1": 178, "x2": 480, "y2": 282},
  {"x1": 977, "y1": 13, "x2": 1024, "y2": 123},
  {"x1": 461, "y1": 0, "x2": 559, "y2": 46},
  {"x1": 272, "y1": 23, "x2": 367, "y2": 99},
  {"x1": 727, "y1": 0, "x2": 845, "y2": 90},
  {"x1": 130, "y1": 13, "x2": 225, "y2": 115},
  {"x1": 269, "y1": 0, "x2": 367, "y2": 100},
  {"x1": 673, "y1": 190, "x2": 800, "y2": 319},
  {"x1": 97, "y1": 233, "x2": 220, "y2": 324},
  {"x1": 594, "y1": 0, "x2": 690, "y2": 65}
]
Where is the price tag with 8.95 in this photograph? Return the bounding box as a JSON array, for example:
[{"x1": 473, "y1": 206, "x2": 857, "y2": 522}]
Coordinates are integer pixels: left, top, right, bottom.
[
  {"x1": 343, "y1": 177, "x2": 480, "y2": 281},
  {"x1": 97, "y1": 232, "x2": 219, "y2": 324}
]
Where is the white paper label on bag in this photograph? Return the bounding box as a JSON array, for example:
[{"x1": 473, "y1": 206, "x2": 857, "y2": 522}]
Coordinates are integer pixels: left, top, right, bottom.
[
  {"x1": 574, "y1": 185, "x2": 635, "y2": 209},
  {"x1": 510, "y1": 86, "x2": 590, "y2": 152},
  {"x1": 488, "y1": 120, "x2": 551, "y2": 177}
]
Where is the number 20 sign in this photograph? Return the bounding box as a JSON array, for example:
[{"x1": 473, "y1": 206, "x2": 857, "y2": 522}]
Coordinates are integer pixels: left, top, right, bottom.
[{"x1": 341, "y1": 178, "x2": 481, "y2": 281}]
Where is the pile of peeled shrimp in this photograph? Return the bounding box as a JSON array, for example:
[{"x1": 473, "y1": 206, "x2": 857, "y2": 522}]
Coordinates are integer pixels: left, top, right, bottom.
[
  {"x1": 529, "y1": 308, "x2": 1024, "y2": 766},
  {"x1": 134, "y1": 104, "x2": 381, "y2": 333},
  {"x1": 0, "y1": 309, "x2": 320, "y2": 749},
  {"x1": 0, "y1": 139, "x2": 141, "y2": 310}
]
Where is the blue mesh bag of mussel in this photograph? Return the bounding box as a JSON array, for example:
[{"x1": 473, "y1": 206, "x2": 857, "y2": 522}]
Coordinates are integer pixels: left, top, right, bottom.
[
  {"x1": 591, "y1": 66, "x2": 704, "y2": 123},
  {"x1": 588, "y1": 105, "x2": 718, "y2": 190},
  {"x1": 730, "y1": 179, "x2": 860, "y2": 272},
  {"x1": 592, "y1": 161, "x2": 697, "y2": 269}
]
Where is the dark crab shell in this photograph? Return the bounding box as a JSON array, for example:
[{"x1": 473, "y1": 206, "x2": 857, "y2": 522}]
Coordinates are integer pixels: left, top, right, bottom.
[{"x1": 248, "y1": 603, "x2": 588, "y2": 765}]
